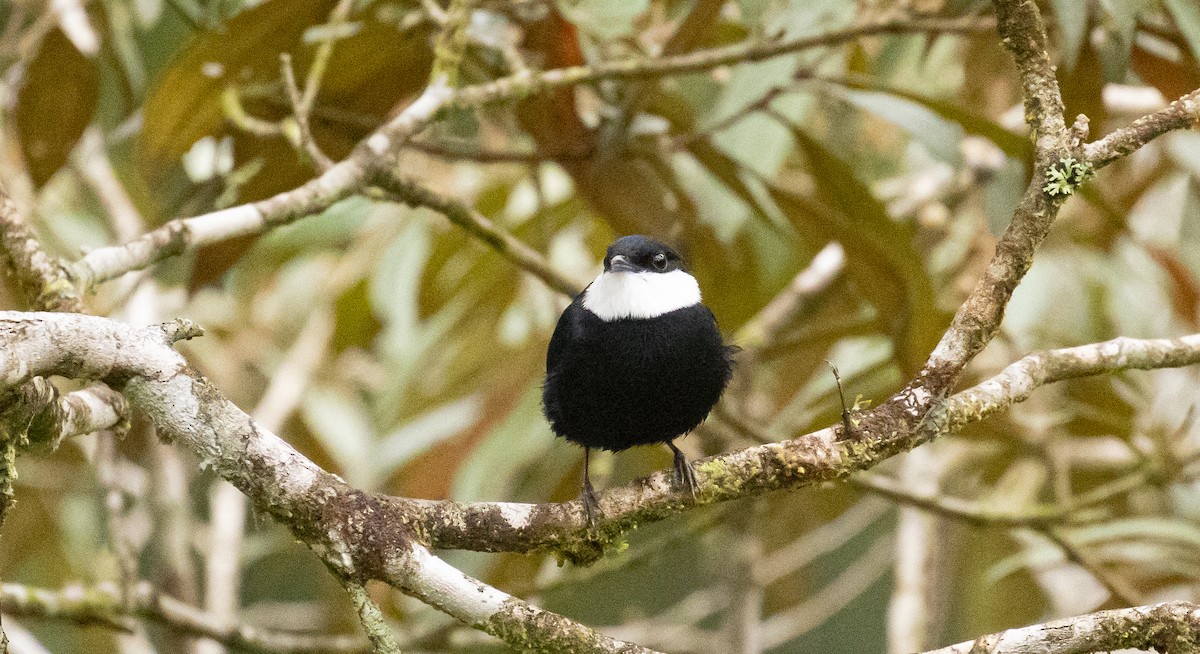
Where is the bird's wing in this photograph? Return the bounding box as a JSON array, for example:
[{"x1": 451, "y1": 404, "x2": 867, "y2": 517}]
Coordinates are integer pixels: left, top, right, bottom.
[{"x1": 546, "y1": 296, "x2": 585, "y2": 372}]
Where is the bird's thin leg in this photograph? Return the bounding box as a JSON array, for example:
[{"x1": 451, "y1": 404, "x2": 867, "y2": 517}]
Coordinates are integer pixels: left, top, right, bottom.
[
  {"x1": 581, "y1": 447, "x2": 601, "y2": 527},
  {"x1": 667, "y1": 440, "x2": 698, "y2": 499}
]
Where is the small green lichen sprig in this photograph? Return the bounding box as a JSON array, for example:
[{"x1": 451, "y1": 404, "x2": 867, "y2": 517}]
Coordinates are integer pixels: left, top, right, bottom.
[{"x1": 1043, "y1": 157, "x2": 1093, "y2": 197}]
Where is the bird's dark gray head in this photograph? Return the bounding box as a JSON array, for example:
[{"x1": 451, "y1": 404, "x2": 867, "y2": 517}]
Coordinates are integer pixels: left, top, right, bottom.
[
  {"x1": 584, "y1": 235, "x2": 700, "y2": 321},
  {"x1": 604, "y1": 235, "x2": 684, "y2": 274}
]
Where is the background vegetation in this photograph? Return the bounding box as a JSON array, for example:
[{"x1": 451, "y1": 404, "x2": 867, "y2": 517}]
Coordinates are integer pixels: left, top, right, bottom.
[{"x1": 1, "y1": 0, "x2": 1200, "y2": 652}]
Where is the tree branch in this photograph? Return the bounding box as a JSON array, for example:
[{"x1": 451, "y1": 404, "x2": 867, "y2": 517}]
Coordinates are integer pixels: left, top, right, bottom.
[
  {"x1": 922, "y1": 602, "x2": 1200, "y2": 654},
  {"x1": 452, "y1": 15, "x2": 993, "y2": 106},
  {"x1": 1, "y1": 379, "x2": 126, "y2": 451},
  {"x1": 341, "y1": 582, "x2": 399, "y2": 654},
  {"x1": 9, "y1": 7, "x2": 1195, "y2": 650},
  {"x1": 0, "y1": 312, "x2": 657, "y2": 653},
  {"x1": 0, "y1": 582, "x2": 369, "y2": 654},
  {"x1": 1084, "y1": 88, "x2": 1200, "y2": 170},
  {"x1": 396, "y1": 332, "x2": 1200, "y2": 559},
  {"x1": 914, "y1": 0, "x2": 1072, "y2": 395},
  {"x1": 371, "y1": 174, "x2": 582, "y2": 297},
  {"x1": 69, "y1": 155, "x2": 368, "y2": 286},
  {"x1": 848, "y1": 466, "x2": 1146, "y2": 528},
  {"x1": 2, "y1": 300, "x2": 1198, "y2": 647},
  {"x1": 384, "y1": 540, "x2": 660, "y2": 653},
  {"x1": 69, "y1": 14, "x2": 994, "y2": 291},
  {"x1": 939, "y1": 334, "x2": 1200, "y2": 431},
  {"x1": 0, "y1": 184, "x2": 82, "y2": 313}
]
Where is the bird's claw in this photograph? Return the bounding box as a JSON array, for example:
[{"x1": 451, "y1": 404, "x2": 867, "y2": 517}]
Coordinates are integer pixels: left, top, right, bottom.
[
  {"x1": 581, "y1": 478, "x2": 601, "y2": 530},
  {"x1": 671, "y1": 448, "x2": 699, "y2": 500}
]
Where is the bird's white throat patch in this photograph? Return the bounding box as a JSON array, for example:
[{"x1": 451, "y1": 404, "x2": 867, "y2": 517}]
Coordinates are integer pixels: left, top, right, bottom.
[{"x1": 582, "y1": 269, "x2": 701, "y2": 321}]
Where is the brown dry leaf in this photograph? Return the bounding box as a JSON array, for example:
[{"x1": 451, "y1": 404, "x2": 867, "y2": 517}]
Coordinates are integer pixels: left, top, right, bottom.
[
  {"x1": 15, "y1": 28, "x2": 99, "y2": 187},
  {"x1": 769, "y1": 127, "x2": 949, "y2": 373}
]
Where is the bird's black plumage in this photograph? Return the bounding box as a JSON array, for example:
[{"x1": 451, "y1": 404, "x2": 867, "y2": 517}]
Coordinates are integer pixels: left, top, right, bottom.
[
  {"x1": 543, "y1": 301, "x2": 732, "y2": 451},
  {"x1": 542, "y1": 235, "x2": 736, "y2": 522}
]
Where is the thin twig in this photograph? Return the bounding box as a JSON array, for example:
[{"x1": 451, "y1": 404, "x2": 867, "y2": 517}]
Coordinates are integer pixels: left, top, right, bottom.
[
  {"x1": 1039, "y1": 527, "x2": 1143, "y2": 608},
  {"x1": 342, "y1": 582, "x2": 400, "y2": 654},
  {"x1": 850, "y1": 467, "x2": 1148, "y2": 527},
  {"x1": 371, "y1": 174, "x2": 581, "y2": 296},
  {"x1": 406, "y1": 138, "x2": 573, "y2": 163},
  {"x1": 280, "y1": 54, "x2": 335, "y2": 171}
]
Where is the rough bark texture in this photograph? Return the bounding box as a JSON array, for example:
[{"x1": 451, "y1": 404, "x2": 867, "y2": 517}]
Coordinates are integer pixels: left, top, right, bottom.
[
  {"x1": 925, "y1": 602, "x2": 1200, "y2": 654},
  {"x1": 0, "y1": 312, "x2": 661, "y2": 652},
  {"x1": 0, "y1": 186, "x2": 83, "y2": 313}
]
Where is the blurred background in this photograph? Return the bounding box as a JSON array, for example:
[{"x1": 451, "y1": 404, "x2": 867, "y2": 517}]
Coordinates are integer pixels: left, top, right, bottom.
[{"x1": 2, "y1": 0, "x2": 1200, "y2": 652}]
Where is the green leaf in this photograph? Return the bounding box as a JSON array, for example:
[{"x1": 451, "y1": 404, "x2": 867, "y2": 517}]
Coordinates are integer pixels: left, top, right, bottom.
[
  {"x1": 302, "y1": 385, "x2": 375, "y2": 485},
  {"x1": 370, "y1": 215, "x2": 432, "y2": 342},
  {"x1": 1165, "y1": 0, "x2": 1200, "y2": 68},
  {"x1": 1173, "y1": 176, "x2": 1200, "y2": 281},
  {"x1": 838, "y1": 89, "x2": 964, "y2": 164},
  {"x1": 451, "y1": 383, "x2": 555, "y2": 503},
  {"x1": 375, "y1": 395, "x2": 482, "y2": 484},
  {"x1": 767, "y1": 127, "x2": 949, "y2": 373},
  {"x1": 830, "y1": 78, "x2": 1032, "y2": 161},
  {"x1": 1072, "y1": 517, "x2": 1200, "y2": 549},
  {"x1": 15, "y1": 29, "x2": 99, "y2": 186},
  {"x1": 1049, "y1": 0, "x2": 1090, "y2": 70},
  {"x1": 683, "y1": 140, "x2": 790, "y2": 234},
  {"x1": 140, "y1": 0, "x2": 337, "y2": 181},
  {"x1": 140, "y1": 0, "x2": 433, "y2": 204}
]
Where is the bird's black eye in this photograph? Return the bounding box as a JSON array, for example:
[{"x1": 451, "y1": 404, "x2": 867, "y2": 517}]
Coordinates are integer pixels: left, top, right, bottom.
[{"x1": 651, "y1": 252, "x2": 668, "y2": 271}]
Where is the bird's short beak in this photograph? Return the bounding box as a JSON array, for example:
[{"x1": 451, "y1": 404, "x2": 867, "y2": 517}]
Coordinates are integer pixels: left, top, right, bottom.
[{"x1": 608, "y1": 255, "x2": 638, "y2": 273}]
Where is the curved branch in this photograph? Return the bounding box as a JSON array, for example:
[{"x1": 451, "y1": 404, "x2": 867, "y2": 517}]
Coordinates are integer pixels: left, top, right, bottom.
[
  {"x1": 69, "y1": 15, "x2": 994, "y2": 291},
  {"x1": 940, "y1": 334, "x2": 1200, "y2": 429},
  {"x1": 914, "y1": 0, "x2": 1073, "y2": 394},
  {"x1": 2, "y1": 309, "x2": 1199, "y2": 648},
  {"x1": 69, "y1": 156, "x2": 370, "y2": 286},
  {"x1": 454, "y1": 15, "x2": 993, "y2": 106},
  {"x1": 397, "y1": 332, "x2": 1200, "y2": 557},
  {"x1": 0, "y1": 312, "x2": 658, "y2": 653},
  {"x1": 848, "y1": 467, "x2": 1147, "y2": 528},
  {"x1": 4, "y1": 320, "x2": 1196, "y2": 565},
  {"x1": 371, "y1": 174, "x2": 582, "y2": 297},
  {"x1": 922, "y1": 601, "x2": 1200, "y2": 654}
]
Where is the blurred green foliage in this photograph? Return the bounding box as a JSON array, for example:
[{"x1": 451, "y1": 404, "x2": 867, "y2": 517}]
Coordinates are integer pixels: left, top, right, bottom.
[{"x1": 2, "y1": 0, "x2": 1200, "y2": 652}]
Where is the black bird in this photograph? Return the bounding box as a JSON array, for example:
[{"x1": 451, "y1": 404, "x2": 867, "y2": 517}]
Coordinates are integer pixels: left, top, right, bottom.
[{"x1": 542, "y1": 235, "x2": 736, "y2": 523}]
